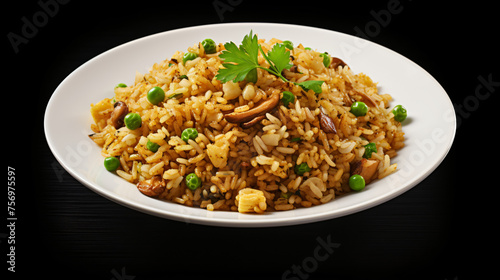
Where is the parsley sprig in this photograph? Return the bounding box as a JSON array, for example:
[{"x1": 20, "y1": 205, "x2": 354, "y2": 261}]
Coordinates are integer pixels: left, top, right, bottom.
[{"x1": 216, "y1": 31, "x2": 324, "y2": 93}]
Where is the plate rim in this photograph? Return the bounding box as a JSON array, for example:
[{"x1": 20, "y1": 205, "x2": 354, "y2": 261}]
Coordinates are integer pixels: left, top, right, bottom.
[{"x1": 44, "y1": 22, "x2": 457, "y2": 227}]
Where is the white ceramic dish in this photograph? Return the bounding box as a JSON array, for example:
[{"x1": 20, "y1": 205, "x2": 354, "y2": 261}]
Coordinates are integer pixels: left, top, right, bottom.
[{"x1": 44, "y1": 22, "x2": 456, "y2": 227}]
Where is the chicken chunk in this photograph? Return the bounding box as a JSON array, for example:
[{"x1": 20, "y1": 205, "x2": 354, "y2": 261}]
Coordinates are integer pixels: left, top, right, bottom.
[{"x1": 206, "y1": 135, "x2": 230, "y2": 168}]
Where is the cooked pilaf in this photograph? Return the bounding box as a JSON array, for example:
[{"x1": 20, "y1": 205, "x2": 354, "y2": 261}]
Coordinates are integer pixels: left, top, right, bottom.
[{"x1": 89, "y1": 32, "x2": 405, "y2": 213}]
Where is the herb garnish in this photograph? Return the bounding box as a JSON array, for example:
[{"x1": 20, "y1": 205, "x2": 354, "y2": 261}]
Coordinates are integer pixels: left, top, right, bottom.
[{"x1": 216, "y1": 31, "x2": 324, "y2": 93}]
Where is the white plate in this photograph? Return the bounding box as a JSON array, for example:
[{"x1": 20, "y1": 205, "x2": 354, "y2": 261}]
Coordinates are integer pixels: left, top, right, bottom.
[{"x1": 44, "y1": 23, "x2": 456, "y2": 227}]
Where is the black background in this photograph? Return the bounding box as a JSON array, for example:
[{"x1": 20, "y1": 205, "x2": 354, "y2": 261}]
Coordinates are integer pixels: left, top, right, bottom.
[{"x1": 3, "y1": 0, "x2": 497, "y2": 279}]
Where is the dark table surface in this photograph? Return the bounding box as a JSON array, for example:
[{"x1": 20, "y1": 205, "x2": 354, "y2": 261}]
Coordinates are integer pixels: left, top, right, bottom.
[{"x1": 5, "y1": 0, "x2": 496, "y2": 279}]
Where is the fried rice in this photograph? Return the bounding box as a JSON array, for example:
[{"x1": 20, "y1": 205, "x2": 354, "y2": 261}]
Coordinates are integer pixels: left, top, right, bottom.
[{"x1": 88, "y1": 34, "x2": 405, "y2": 213}]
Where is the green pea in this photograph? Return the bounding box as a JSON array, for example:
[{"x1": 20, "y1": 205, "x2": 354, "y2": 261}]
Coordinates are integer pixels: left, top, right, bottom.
[
  {"x1": 146, "y1": 140, "x2": 160, "y2": 153},
  {"x1": 124, "y1": 113, "x2": 142, "y2": 130},
  {"x1": 282, "y1": 40, "x2": 294, "y2": 50},
  {"x1": 320, "y1": 52, "x2": 331, "y2": 68},
  {"x1": 392, "y1": 105, "x2": 407, "y2": 122},
  {"x1": 181, "y1": 128, "x2": 198, "y2": 143},
  {"x1": 351, "y1": 101, "x2": 368, "y2": 117},
  {"x1": 304, "y1": 47, "x2": 311, "y2": 50},
  {"x1": 363, "y1": 143, "x2": 377, "y2": 159},
  {"x1": 147, "y1": 86, "x2": 165, "y2": 105},
  {"x1": 185, "y1": 173, "x2": 202, "y2": 191},
  {"x1": 115, "y1": 83, "x2": 127, "y2": 89},
  {"x1": 182, "y1": 52, "x2": 198, "y2": 64},
  {"x1": 349, "y1": 174, "x2": 365, "y2": 191},
  {"x1": 202, "y1": 38, "x2": 217, "y2": 54},
  {"x1": 281, "y1": 91, "x2": 295, "y2": 108},
  {"x1": 294, "y1": 163, "x2": 311, "y2": 176},
  {"x1": 104, "y1": 156, "x2": 120, "y2": 171}
]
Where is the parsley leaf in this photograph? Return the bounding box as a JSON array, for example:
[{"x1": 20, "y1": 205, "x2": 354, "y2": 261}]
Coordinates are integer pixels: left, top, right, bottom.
[
  {"x1": 261, "y1": 43, "x2": 293, "y2": 80},
  {"x1": 296, "y1": 80, "x2": 324, "y2": 94},
  {"x1": 216, "y1": 31, "x2": 324, "y2": 94},
  {"x1": 240, "y1": 31, "x2": 259, "y2": 64},
  {"x1": 216, "y1": 31, "x2": 260, "y2": 83}
]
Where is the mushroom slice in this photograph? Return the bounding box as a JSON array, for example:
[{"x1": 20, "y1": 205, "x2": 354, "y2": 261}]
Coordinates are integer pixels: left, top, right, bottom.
[
  {"x1": 137, "y1": 175, "x2": 166, "y2": 198},
  {"x1": 355, "y1": 90, "x2": 378, "y2": 108},
  {"x1": 107, "y1": 101, "x2": 129, "y2": 128},
  {"x1": 341, "y1": 90, "x2": 354, "y2": 107},
  {"x1": 224, "y1": 93, "x2": 280, "y2": 124},
  {"x1": 350, "y1": 158, "x2": 379, "y2": 184},
  {"x1": 330, "y1": 57, "x2": 348, "y2": 69},
  {"x1": 240, "y1": 115, "x2": 266, "y2": 129},
  {"x1": 318, "y1": 107, "x2": 337, "y2": 134}
]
